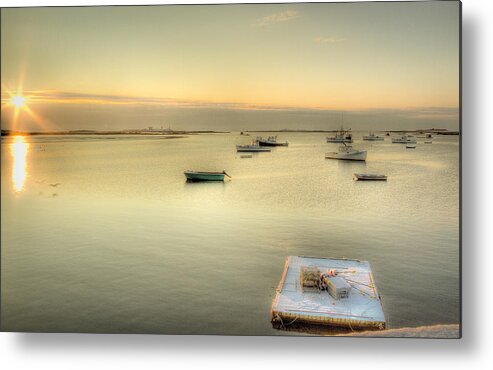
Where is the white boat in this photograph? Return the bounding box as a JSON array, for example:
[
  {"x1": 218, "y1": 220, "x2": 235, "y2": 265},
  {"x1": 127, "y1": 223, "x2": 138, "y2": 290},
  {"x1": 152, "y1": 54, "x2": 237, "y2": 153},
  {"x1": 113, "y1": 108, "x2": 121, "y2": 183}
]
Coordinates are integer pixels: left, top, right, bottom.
[
  {"x1": 392, "y1": 135, "x2": 417, "y2": 144},
  {"x1": 406, "y1": 144, "x2": 416, "y2": 149},
  {"x1": 325, "y1": 144, "x2": 367, "y2": 161},
  {"x1": 326, "y1": 131, "x2": 353, "y2": 143},
  {"x1": 236, "y1": 144, "x2": 271, "y2": 152},
  {"x1": 363, "y1": 131, "x2": 384, "y2": 141},
  {"x1": 326, "y1": 125, "x2": 353, "y2": 143},
  {"x1": 353, "y1": 173, "x2": 387, "y2": 181}
]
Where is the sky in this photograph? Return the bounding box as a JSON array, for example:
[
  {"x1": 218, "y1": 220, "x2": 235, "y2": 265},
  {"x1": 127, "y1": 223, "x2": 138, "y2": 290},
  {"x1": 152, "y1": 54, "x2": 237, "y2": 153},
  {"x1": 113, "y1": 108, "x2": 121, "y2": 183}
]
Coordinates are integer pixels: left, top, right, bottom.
[{"x1": 1, "y1": 2, "x2": 460, "y2": 132}]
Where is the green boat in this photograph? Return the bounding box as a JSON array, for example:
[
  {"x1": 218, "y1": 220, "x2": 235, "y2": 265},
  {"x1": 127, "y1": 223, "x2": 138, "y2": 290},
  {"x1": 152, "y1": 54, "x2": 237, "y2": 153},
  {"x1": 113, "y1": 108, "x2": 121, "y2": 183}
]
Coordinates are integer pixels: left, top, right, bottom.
[{"x1": 184, "y1": 170, "x2": 231, "y2": 182}]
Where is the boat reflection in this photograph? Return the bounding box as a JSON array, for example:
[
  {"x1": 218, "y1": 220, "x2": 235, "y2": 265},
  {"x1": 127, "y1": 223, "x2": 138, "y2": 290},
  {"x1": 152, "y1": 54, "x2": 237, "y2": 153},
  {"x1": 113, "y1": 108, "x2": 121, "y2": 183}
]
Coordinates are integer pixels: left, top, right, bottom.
[{"x1": 10, "y1": 136, "x2": 30, "y2": 192}]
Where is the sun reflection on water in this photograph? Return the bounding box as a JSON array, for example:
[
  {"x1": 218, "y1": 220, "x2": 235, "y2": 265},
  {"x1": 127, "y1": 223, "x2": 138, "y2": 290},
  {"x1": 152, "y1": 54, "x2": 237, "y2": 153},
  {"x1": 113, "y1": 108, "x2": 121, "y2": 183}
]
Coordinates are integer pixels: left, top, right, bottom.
[{"x1": 10, "y1": 136, "x2": 30, "y2": 192}]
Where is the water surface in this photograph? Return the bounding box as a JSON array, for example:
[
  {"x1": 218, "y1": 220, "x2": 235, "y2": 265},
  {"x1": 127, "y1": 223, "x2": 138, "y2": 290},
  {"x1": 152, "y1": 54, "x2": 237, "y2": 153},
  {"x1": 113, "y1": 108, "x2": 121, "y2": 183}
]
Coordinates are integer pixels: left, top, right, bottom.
[{"x1": 1, "y1": 132, "x2": 460, "y2": 335}]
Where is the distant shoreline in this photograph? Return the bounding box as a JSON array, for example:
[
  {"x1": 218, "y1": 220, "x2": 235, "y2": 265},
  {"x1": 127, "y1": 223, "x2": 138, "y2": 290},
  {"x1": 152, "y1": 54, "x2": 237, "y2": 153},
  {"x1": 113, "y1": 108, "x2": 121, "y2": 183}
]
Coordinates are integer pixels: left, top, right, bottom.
[
  {"x1": 0, "y1": 130, "x2": 229, "y2": 136},
  {"x1": 1, "y1": 128, "x2": 460, "y2": 136},
  {"x1": 245, "y1": 129, "x2": 460, "y2": 135}
]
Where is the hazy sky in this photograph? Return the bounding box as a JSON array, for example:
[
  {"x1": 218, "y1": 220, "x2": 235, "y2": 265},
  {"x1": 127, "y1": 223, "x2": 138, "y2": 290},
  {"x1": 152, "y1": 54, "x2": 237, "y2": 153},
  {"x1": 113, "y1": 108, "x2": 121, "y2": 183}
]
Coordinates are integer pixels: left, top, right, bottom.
[{"x1": 1, "y1": 2, "x2": 460, "y2": 131}]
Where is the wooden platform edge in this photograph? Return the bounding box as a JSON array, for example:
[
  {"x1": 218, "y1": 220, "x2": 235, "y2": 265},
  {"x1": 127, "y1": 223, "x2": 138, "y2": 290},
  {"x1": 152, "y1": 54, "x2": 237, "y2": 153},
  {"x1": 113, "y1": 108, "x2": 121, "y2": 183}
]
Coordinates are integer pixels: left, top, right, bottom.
[
  {"x1": 271, "y1": 256, "x2": 291, "y2": 322},
  {"x1": 297, "y1": 255, "x2": 362, "y2": 263}
]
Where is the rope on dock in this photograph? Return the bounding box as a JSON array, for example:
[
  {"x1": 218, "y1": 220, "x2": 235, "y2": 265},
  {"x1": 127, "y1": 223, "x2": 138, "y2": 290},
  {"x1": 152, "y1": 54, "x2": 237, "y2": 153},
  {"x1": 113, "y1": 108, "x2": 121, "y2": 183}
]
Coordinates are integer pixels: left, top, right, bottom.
[
  {"x1": 345, "y1": 278, "x2": 373, "y2": 289},
  {"x1": 283, "y1": 317, "x2": 298, "y2": 327},
  {"x1": 272, "y1": 314, "x2": 298, "y2": 329},
  {"x1": 348, "y1": 318, "x2": 355, "y2": 332}
]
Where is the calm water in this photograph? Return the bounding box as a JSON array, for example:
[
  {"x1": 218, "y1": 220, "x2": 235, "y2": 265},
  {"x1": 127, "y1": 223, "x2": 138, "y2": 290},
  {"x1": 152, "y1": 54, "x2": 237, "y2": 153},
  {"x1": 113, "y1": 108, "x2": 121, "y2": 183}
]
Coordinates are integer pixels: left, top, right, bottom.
[{"x1": 1, "y1": 132, "x2": 460, "y2": 335}]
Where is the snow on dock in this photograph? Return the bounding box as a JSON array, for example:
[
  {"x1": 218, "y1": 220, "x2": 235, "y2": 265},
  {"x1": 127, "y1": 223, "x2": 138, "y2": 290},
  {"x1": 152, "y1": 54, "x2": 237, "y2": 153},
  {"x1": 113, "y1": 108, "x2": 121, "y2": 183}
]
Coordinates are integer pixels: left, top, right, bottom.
[{"x1": 271, "y1": 256, "x2": 386, "y2": 331}]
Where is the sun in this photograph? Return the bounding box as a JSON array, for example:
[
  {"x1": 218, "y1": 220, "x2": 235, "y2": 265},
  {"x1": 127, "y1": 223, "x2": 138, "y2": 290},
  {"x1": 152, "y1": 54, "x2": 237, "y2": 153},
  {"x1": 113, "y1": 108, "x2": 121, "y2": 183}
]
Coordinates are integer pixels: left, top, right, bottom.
[
  {"x1": 11, "y1": 95, "x2": 26, "y2": 108},
  {"x1": 3, "y1": 86, "x2": 52, "y2": 131}
]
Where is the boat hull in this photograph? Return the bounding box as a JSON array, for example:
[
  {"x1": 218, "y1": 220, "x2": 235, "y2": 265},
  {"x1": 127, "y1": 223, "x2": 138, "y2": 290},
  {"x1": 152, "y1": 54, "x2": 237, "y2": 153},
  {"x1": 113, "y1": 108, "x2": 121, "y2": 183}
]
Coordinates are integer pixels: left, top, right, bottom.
[
  {"x1": 184, "y1": 171, "x2": 225, "y2": 182},
  {"x1": 325, "y1": 151, "x2": 367, "y2": 161},
  {"x1": 392, "y1": 137, "x2": 417, "y2": 144},
  {"x1": 326, "y1": 138, "x2": 353, "y2": 143},
  {"x1": 353, "y1": 173, "x2": 387, "y2": 181},
  {"x1": 257, "y1": 140, "x2": 288, "y2": 147},
  {"x1": 363, "y1": 137, "x2": 384, "y2": 141}
]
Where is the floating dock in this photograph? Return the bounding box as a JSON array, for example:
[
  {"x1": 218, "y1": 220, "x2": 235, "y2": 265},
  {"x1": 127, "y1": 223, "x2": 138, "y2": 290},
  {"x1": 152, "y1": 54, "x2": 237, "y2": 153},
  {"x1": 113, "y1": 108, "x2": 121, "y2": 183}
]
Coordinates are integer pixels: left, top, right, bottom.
[{"x1": 271, "y1": 256, "x2": 386, "y2": 331}]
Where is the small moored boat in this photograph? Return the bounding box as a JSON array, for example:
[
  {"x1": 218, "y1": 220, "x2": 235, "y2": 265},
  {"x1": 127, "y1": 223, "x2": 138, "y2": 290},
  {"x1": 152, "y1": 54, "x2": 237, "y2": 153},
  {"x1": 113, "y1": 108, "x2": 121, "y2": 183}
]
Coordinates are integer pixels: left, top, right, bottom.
[
  {"x1": 184, "y1": 170, "x2": 231, "y2": 182},
  {"x1": 256, "y1": 136, "x2": 289, "y2": 147},
  {"x1": 392, "y1": 135, "x2": 417, "y2": 144},
  {"x1": 363, "y1": 131, "x2": 384, "y2": 141},
  {"x1": 406, "y1": 144, "x2": 416, "y2": 149},
  {"x1": 326, "y1": 126, "x2": 353, "y2": 143},
  {"x1": 325, "y1": 143, "x2": 367, "y2": 161},
  {"x1": 353, "y1": 173, "x2": 387, "y2": 181}
]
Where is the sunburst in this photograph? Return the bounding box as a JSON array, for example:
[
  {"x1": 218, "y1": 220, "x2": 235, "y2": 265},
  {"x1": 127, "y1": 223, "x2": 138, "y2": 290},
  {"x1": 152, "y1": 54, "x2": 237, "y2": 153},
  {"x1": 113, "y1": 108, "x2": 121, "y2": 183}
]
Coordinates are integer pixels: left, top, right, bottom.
[{"x1": 2, "y1": 83, "x2": 53, "y2": 132}]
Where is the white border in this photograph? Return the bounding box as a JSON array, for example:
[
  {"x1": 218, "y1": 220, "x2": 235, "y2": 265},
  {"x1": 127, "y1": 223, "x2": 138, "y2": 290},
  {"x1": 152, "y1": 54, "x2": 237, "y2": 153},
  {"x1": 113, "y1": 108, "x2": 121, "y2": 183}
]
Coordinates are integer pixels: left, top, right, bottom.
[{"x1": 2, "y1": 0, "x2": 493, "y2": 369}]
